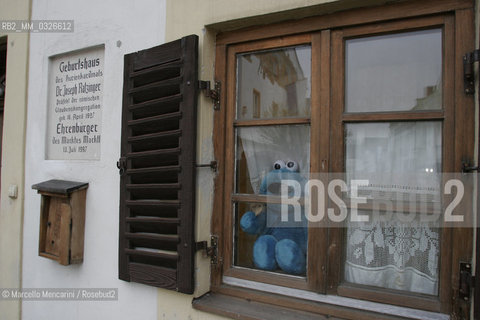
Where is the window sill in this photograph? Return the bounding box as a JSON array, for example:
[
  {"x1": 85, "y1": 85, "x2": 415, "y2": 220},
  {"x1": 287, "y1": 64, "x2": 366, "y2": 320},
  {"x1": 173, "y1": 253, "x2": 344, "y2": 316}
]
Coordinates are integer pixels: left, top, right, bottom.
[
  {"x1": 193, "y1": 292, "x2": 328, "y2": 320},
  {"x1": 193, "y1": 281, "x2": 450, "y2": 320}
]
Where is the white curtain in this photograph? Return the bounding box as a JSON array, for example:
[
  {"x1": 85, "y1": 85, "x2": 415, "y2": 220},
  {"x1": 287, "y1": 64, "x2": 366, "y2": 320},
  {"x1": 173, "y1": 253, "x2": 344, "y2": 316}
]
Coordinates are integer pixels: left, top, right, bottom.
[
  {"x1": 237, "y1": 125, "x2": 310, "y2": 194},
  {"x1": 344, "y1": 121, "x2": 441, "y2": 295}
]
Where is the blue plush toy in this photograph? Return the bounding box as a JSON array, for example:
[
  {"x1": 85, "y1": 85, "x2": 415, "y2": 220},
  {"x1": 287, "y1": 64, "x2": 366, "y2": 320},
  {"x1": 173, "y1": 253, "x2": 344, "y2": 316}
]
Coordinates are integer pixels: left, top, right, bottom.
[{"x1": 240, "y1": 159, "x2": 307, "y2": 275}]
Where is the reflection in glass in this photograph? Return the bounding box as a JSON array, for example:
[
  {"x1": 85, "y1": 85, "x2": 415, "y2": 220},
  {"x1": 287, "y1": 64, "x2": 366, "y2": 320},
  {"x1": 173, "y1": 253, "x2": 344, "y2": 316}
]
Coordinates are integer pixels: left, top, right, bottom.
[
  {"x1": 235, "y1": 125, "x2": 310, "y2": 194},
  {"x1": 236, "y1": 46, "x2": 311, "y2": 120},
  {"x1": 344, "y1": 121, "x2": 442, "y2": 295},
  {"x1": 345, "y1": 29, "x2": 442, "y2": 112}
]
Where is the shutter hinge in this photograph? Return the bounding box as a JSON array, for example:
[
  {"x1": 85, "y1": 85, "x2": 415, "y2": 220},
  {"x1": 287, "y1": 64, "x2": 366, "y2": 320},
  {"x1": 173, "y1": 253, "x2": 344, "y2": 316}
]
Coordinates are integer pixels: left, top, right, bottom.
[
  {"x1": 195, "y1": 160, "x2": 217, "y2": 172},
  {"x1": 198, "y1": 80, "x2": 220, "y2": 110},
  {"x1": 459, "y1": 262, "x2": 475, "y2": 301},
  {"x1": 117, "y1": 157, "x2": 127, "y2": 175},
  {"x1": 195, "y1": 235, "x2": 218, "y2": 264},
  {"x1": 463, "y1": 49, "x2": 480, "y2": 95},
  {"x1": 462, "y1": 160, "x2": 479, "y2": 173}
]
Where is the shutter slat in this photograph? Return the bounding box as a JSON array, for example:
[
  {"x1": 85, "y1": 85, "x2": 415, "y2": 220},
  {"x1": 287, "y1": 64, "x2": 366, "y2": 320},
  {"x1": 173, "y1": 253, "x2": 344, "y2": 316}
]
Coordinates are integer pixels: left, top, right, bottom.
[
  {"x1": 130, "y1": 60, "x2": 181, "y2": 78},
  {"x1": 129, "y1": 263, "x2": 176, "y2": 290},
  {"x1": 129, "y1": 94, "x2": 182, "y2": 114},
  {"x1": 127, "y1": 218, "x2": 178, "y2": 234},
  {"x1": 125, "y1": 248, "x2": 178, "y2": 261},
  {"x1": 128, "y1": 111, "x2": 182, "y2": 127},
  {"x1": 126, "y1": 233, "x2": 179, "y2": 252},
  {"x1": 125, "y1": 232, "x2": 179, "y2": 241},
  {"x1": 126, "y1": 183, "x2": 180, "y2": 190},
  {"x1": 129, "y1": 77, "x2": 181, "y2": 103},
  {"x1": 132, "y1": 39, "x2": 182, "y2": 71},
  {"x1": 127, "y1": 149, "x2": 180, "y2": 169},
  {"x1": 126, "y1": 217, "x2": 179, "y2": 224},
  {"x1": 126, "y1": 165, "x2": 180, "y2": 175},
  {"x1": 127, "y1": 148, "x2": 181, "y2": 159},
  {"x1": 128, "y1": 130, "x2": 181, "y2": 153},
  {"x1": 125, "y1": 200, "x2": 180, "y2": 207},
  {"x1": 129, "y1": 95, "x2": 182, "y2": 121},
  {"x1": 128, "y1": 129, "x2": 181, "y2": 143},
  {"x1": 119, "y1": 35, "x2": 198, "y2": 293},
  {"x1": 126, "y1": 183, "x2": 180, "y2": 200},
  {"x1": 130, "y1": 60, "x2": 182, "y2": 85},
  {"x1": 126, "y1": 200, "x2": 179, "y2": 218}
]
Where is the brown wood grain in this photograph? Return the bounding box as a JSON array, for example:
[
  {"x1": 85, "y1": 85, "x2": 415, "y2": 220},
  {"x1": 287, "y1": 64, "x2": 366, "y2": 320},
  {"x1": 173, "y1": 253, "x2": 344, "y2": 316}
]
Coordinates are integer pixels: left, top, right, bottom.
[
  {"x1": 211, "y1": 1, "x2": 475, "y2": 316},
  {"x1": 216, "y1": 0, "x2": 472, "y2": 46},
  {"x1": 211, "y1": 43, "x2": 228, "y2": 288},
  {"x1": 450, "y1": 8, "x2": 475, "y2": 319},
  {"x1": 70, "y1": 189, "x2": 86, "y2": 264}
]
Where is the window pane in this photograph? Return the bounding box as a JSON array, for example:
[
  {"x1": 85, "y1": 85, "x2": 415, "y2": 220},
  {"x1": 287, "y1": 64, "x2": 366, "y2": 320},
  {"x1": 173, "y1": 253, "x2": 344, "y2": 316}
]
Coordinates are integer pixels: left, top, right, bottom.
[
  {"x1": 236, "y1": 46, "x2": 311, "y2": 120},
  {"x1": 235, "y1": 125, "x2": 310, "y2": 194},
  {"x1": 345, "y1": 29, "x2": 442, "y2": 112},
  {"x1": 344, "y1": 121, "x2": 442, "y2": 295},
  {"x1": 345, "y1": 216, "x2": 440, "y2": 295},
  {"x1": 234, "y1": 201, "x2": 308, "y2": 277},
  {"x1": 346, "y1": 122, "x2": 441, "y2": 176}
]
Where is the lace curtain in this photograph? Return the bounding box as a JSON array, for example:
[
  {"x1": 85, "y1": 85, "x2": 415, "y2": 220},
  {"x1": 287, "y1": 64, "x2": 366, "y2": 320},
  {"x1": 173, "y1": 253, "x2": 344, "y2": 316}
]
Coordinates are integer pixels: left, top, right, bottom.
[{"x1": 344, "y1": 122, "x2": 442, "y2": 295}]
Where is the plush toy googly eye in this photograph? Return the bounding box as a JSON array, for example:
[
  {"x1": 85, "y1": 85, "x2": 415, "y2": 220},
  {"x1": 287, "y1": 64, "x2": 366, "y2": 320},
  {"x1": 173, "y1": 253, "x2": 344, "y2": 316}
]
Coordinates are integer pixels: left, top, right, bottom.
[
  {"x1": 286, "y1": 160, "x2": 299, "y2": 172},
  {"x1": 273, "y1": 160, "x2": 286, "y2": 170}
]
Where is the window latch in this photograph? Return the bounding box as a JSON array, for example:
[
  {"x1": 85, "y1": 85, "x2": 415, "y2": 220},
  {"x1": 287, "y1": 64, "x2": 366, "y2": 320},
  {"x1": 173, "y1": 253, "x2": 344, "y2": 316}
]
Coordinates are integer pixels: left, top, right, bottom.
[
  {"x1": 459, "y1": 262, "x2": 475, "y2": 301},
  {"x1": 463, "y1": 49, "x2": 479, "y2": 95},
  {"x1": 195, "y1": 235, "x2": 218, "y2": 264},
  {"x1": 198, "y1": 80, "x2": 221, "y2": 110}
]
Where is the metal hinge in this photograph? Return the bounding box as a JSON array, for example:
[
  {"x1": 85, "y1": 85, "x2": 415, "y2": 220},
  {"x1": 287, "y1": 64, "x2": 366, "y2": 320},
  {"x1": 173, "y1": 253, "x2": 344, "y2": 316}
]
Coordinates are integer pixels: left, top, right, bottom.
[
  {"x1": 463, "y1": 49, "x2": 480, "y2": 95},
  {"x1": 459, "y1": 262, "x2": 475, "y2": 301},
  {"x1": 198, "y1": 80, "x2": 220, "y2": 110},
  {"x1": 462, "y1": 160, "x2": 479, "y2": 173},
  {"x1": 195, "y1": 235, "x2": 218, "y2": 264},
  {"x1": 117, "y1": 157, "x2": 127, "y2": 175},
  {"x1": 195, "y1": 160, "x2": 217, "y2": 172}
]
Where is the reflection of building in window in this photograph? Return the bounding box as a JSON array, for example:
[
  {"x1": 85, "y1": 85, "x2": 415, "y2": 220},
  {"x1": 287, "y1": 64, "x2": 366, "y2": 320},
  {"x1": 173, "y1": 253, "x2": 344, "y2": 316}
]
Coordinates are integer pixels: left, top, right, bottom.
[
  {"x1": 257, "y1": 49, "x2": 305, "y2": 117},
  {"x1": 241, "y1": 105, "x2": 248, "y2": 118},
  {"x1": 237, "y1": 46, "x2": 311, "y2": 119},
  {"x1": 412, "y1": 81, "x2": 442, "y2": 111},
  {"x1": 271, "y1": 101, "x2": 278, "y2": 117},
  {"x1": 252, "y1": 89, "x2": 260, "y2": 118}
]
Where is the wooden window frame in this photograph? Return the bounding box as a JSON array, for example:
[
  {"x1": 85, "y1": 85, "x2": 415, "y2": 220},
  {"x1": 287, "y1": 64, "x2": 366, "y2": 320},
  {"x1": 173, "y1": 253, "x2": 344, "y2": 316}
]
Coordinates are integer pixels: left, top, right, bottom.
[
  {"x1": 210, "y1": 0, "x2": 474, "y2": 318},
  {"x1": 328, "y1": 15, "x2": 455, "y2": 313}
]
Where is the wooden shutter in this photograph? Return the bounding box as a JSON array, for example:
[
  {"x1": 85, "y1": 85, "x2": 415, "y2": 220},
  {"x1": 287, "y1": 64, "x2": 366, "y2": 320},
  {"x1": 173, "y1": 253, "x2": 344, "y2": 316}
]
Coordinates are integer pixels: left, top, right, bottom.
[{"x1": 119, "y1": 35, "x2": 198, "y2": 293}]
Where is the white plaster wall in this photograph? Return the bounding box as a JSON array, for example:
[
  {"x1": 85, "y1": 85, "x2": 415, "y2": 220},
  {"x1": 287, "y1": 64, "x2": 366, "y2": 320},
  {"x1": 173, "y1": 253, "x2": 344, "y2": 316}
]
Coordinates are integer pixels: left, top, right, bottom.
[
  {"x1": 23, "y1": 1, "x2": 166, "y2": 319},
  {"x1": 0, "y1": 1, "x2": 31, "y2": 319}
]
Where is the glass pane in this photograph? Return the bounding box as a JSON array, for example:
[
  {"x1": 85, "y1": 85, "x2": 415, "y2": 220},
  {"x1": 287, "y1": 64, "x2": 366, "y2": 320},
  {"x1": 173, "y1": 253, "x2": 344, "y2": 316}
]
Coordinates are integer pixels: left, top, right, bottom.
[
  {"x1": 345, "y1": 29, "x2": 442, "y2": 112},
  {"x1": 346, "y1": 122, "x2": 442, "y2": 176},
  {"x1": 344, "y1": 121, "x2": 442, "y2": 295},
  {"x1": 234, "y1": 201, "x2": 308, "y2": 276},
  {"x1": 235, "y1": 125, "x2": 310, "y2": 194},
  {"x1": 236, "y1": 46, "x2": 311, "y2": 120},
  {"x1": 345, "y1": 215, "x2": 440, "y2": 295}
]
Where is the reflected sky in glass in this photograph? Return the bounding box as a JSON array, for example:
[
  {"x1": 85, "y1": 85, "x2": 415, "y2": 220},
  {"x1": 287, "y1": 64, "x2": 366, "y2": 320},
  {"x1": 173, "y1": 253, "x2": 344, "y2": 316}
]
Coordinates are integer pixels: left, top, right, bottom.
[{"x1": 346, "y1": 29, "x2": 442, "y2": 113}]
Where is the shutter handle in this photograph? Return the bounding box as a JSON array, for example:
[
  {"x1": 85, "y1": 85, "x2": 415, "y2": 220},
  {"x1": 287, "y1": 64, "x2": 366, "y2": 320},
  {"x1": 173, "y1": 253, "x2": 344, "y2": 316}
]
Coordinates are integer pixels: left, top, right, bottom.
[{"x1": 117, "y1": 157, "x2": 127, "y2": 175}]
